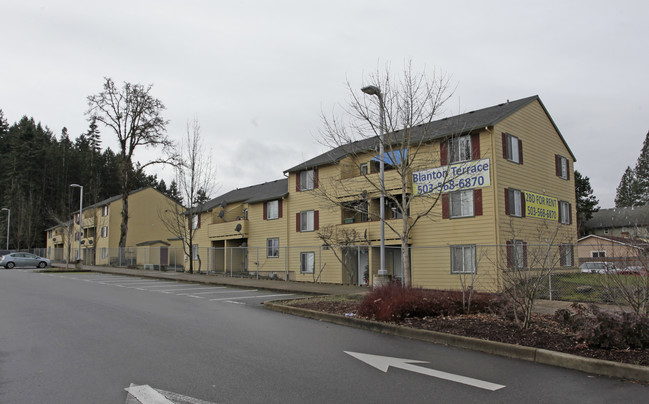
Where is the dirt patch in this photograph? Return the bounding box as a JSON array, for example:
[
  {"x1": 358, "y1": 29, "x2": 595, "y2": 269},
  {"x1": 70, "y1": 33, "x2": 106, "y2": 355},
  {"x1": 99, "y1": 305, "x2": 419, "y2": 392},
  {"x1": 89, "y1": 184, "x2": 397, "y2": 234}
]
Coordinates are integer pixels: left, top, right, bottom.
[{"x1": 290, "y1": 298, "x2": 649, "y2": 367}]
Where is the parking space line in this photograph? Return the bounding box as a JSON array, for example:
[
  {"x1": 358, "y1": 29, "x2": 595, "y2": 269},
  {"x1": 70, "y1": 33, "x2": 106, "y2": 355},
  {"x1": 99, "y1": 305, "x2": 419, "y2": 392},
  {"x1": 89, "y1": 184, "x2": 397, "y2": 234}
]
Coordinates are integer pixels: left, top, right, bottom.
[
  {"x1": 180, "y1": 289, "x2": 257, "y2": 297},
  {"x1": 156, "y1": 287, "x2": 222, "y2": 293},
  {"x1": 209, "y1": 293, "x2": 293, "y2": 301}
]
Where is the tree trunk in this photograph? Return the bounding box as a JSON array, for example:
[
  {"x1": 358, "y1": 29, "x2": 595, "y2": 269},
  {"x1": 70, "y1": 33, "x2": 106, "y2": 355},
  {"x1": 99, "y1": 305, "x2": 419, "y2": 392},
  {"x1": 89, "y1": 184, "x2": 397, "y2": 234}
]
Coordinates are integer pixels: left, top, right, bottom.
[{"x1": 119, "y1": 159, "x2": 129, "y2": 249}]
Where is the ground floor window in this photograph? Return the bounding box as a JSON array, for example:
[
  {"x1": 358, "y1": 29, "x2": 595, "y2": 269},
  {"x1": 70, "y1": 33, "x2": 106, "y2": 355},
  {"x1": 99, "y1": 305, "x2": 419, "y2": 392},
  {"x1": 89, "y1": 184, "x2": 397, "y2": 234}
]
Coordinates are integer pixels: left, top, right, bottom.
[
  {"x1": 192, "y1": 244, "x2": 199, "y2": 260},
  {"x1": 451, "y1": 245, "x2": 476, "y2": 274},
  {"x1": 300, "y1": 252, "x2": 315, "y2": 273},
  {"x1": 101, "y1": 248, "x2": 107, "y2": 259},
  {"x1": 267, "y1": 238, "x2": 279, "y2": 258},
  {"x1": 560, "y1": 244, "x2": 574, "y2": 267}
]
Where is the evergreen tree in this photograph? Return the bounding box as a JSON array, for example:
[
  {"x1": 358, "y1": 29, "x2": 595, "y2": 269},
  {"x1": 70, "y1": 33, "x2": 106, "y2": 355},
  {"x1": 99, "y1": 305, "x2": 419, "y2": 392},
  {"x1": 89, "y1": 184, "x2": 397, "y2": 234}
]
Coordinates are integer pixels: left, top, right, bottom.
[
  {"x1": 615, "y1": 166, "x2": 640, "y2": 207},
  {"x1": 575, "y1": 170, "x2": 600, "y2": 236},
  {"x1": 634, "y1": 130, "x2": 649, "y2": 205}
]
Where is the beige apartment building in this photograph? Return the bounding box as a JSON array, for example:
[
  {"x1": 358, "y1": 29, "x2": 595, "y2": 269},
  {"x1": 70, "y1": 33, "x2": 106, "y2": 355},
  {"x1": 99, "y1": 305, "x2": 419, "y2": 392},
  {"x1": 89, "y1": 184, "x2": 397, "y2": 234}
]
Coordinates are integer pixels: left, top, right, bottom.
[
  {"x1": 190, "y1": 95, "x2": 578, "y2": 291},
  {"x1": 46, "y1": 187, "x2": 183, "y2": 268}
]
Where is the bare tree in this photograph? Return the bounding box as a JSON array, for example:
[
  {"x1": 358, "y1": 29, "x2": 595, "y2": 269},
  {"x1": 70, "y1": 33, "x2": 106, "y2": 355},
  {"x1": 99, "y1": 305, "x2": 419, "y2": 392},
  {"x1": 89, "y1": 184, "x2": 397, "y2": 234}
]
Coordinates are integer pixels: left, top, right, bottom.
[
  {"x1": 158, "y1": 118, "x2": 215, "y2": 274},
  {"x1": 316, "y1": 61, "x2": 455, "y2": 286},
  {"x1": 86, "y1": 78, "x2": 175, "y2": 249},
  {"x1": 317, "y1": 224, "x2": 366, "y2": 285}
]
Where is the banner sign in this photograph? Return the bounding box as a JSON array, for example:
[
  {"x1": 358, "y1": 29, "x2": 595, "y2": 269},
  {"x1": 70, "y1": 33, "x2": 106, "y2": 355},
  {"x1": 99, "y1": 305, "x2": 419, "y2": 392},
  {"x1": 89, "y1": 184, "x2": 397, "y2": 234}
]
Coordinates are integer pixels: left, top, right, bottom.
[
  {"x1": 524, "y1": 191, "x2": 558, "y2": 220},
  {"x1": 412, "y1": 159, "x2": 491, "y2": 195}
]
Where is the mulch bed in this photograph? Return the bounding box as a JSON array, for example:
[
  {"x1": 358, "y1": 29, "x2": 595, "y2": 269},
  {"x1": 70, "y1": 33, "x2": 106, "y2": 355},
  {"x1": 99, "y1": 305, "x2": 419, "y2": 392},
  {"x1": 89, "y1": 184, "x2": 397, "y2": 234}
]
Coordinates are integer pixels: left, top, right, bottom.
[{"x1": 290, "y1": 299, "x2": 649, "y2": 367}]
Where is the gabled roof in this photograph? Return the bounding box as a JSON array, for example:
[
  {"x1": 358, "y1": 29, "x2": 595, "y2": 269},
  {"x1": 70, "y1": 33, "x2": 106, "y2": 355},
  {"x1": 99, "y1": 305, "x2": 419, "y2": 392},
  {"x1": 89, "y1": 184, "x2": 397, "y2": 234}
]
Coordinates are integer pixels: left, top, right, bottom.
[
  {"x1": 578, "y1": 234, "x2": 647, "y2": 247},
  {"x1": 74, "y1": 187, "x2": 174, "y2": 214},
  {"x1": 284, "y1": 95, "x2": 575, "y2": 173},
  {"x1": 585, "y1": 205, "x2": 649, "y2": 229},
  {"x1": 197, "y1": 178, "x2": 288, "y2": 213}
]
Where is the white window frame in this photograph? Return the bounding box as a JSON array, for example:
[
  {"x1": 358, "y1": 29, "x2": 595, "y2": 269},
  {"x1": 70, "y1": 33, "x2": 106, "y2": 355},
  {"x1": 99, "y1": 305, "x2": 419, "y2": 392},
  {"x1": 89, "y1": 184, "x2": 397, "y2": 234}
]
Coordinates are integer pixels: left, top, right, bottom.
[
  {"x1": 300, "y1": 170, "x2": 314, "y2": 191},
  {"x1": 509, "y1": 189, "x2": 523, "y2": 217},
  {"x1": 591, "y1": 251, "x2": 606, "y2": 258},
  {"x1": 558, "y1": 155, "x2": 569, "y2": 179},
  {"x1": 192, "y1": 214, "x2": 200, "y2": 230},
  {"x1": 504, "y1": 133, "x2": 520, "y2": 163},
  {"x1": 300, "y1": 210, "x2": 315, "y2": 232},
  {"x1": 267, "y1": 238, "x2": 279, "y2": 258},
  {"x1": 559, "y1": 201, "x2": 570, "y2": 224},
  {"x1": 300, "y1": 252, "x2": 315, "y2": 273},
  {"x1": 101, "y1": 205, "x2": 109, "y2": 216},
  {"x1": 101, "y1": 226, "x2": 108, "y2": 238},
  {"x1": 101, "y1": 248, "x2": 108, "y2": 259},
  {"x1": 267, "y1": 200, "x2": 279, "y2": 220},
  {"x1": 451, "y1": 245, "x2": 476, "y2": 274},
  {"x1": 450, "y1": 190, "x2": 474, "y2": 218},
  {"x1": 511, "y1": 240, "x2": 525, "y2": 269},
  {"x1": 192, "y1": 244, "x2": 199, "y2": 260},
  {"x1": 448, "y1": 135, "x2": 471, "y2": 164},
  {"x1": 360, "y1": 163, "x2": 369, "y2": 175}
]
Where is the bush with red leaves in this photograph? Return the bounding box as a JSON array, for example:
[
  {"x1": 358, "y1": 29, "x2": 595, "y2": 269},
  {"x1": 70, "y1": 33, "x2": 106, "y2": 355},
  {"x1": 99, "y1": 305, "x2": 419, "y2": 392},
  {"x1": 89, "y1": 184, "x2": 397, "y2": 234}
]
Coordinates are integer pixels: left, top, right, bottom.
[{"x1": 357, "y1": 283, "x2": 497, "y2": 322}]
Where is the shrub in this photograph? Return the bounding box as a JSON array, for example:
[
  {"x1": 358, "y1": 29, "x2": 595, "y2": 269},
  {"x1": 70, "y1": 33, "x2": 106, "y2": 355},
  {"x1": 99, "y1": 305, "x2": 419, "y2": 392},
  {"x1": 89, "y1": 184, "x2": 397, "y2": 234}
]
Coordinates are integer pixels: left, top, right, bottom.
[
  {"x1": 554, "y1": 303, "x2": 649, "y2": 349},
  {"x1": 357, "y1": 283, "x2": 496, "y2": 322}
]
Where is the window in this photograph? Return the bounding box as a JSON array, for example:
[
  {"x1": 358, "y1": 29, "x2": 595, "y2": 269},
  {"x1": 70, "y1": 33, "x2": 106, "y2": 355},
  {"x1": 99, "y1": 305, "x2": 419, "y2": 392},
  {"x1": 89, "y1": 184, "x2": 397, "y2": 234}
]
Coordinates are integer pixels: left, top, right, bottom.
[
  {"x1": 101, "y1": 248, "x2": 108, "y2": 259},
  {"x1": 101, "y1": 205, "x2": 109, "y2": 216},
  {"x1": 266, "y1": 200, "x2": 279, "y2": 220},
  {"x1": 591, "y1": 251, "x2": 606, "y2": 258},
  {"x1": 192, "y1": 214, "x2": 200, "y2": 230},
  {"x1": 74, "y1": 231, "x2": 80, "y2": 241},
  {"x1": 101, "y1": 226, "x2": 108, "y2": 238},
  {"x1": 267, "y1": 238, "x2": 279, "y2": 258},
  {"x1": 450, "y1": 190, "x2": 474, "y2": 218},
  {"x1": 556, "y1": 155, "x2": 569, "y2": 180},
  {"x1": 298, "y1": 169, "x2": 315, "y2": 191},
  {"x1": 192, "y1": 244, "x2": 199, "y2": 260},
  {"x1": 297, "y1": 210, "x2": 318, "y2": 232},
  {"x1": 507, "y1": 240, "x2": 527, "y2": 269},
  {"x1": 502, "y1": 133, "x2": 523, "y2": 164},
  {"x1": 300, "y1": 252, "x2": 315, "y2": 273},
  {"x1": 48, "y1": 230, "x2": 52, "y2": 239},
  {"x1": 603, "y1": 228, "x2": 609, "y2": 234},
  {"x1": 559, "y1": 201, "x2": 571, "y2": 224},
  {"x1": 451, "y1": 245, "x2": 476, "y2": 274},
  {"x1": 560, "y1": 244, "x2": 574, "y2": 267},
  {"x1": 360, "y1": 163, "x2": 368, "y2": 175},
  {"x1": 505, "y1": 188, "x2": 524, "y2": 217},
  {"x1": 448, "y1": 135, "x2": 471, "y2": 163}
]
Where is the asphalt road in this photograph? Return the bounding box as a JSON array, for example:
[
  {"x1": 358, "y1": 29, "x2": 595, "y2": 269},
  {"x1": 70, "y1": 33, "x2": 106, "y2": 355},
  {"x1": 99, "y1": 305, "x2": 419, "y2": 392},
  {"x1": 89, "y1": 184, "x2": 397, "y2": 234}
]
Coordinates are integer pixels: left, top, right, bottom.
[{"x1": 1, "y1": 269, "x2": 647, "y2": 403}]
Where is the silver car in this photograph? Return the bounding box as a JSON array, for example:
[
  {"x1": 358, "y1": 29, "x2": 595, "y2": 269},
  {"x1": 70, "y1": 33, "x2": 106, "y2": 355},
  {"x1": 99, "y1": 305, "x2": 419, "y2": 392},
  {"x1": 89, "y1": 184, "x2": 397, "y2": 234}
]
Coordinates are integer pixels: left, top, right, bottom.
[{"x1": 0, "y1": 252, "x2": 50, "y2": 269}]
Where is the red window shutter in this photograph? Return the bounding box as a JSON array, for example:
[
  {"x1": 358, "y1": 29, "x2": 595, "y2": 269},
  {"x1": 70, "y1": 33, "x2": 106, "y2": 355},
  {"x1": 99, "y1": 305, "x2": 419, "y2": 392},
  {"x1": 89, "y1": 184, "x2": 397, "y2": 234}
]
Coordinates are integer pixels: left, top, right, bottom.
[
  {"x1": 568, "y1": 202, "x2": 573, "y2": 224},
  {"x1": 558, "y1": 202, "x2": 563, "y2": 223},
  {"x1": 188, "y1": 216, "x2": 192, "y2": 230},
  {"x1": 314, "y1": 210, "x2": 319, "y2": 230},
  {"x1": 474, "y1": 189, "x2": 483, "y2": 216},
  {"x1": 296, "y1": 212, "x2": 301, "y2": 232},
  {"x1": 441, "y1": 193, "x2": 449, "y2": 219},
  {"x1": 521, "y1": 192, "x2": 526, "y2": 217},
  {"x1": 518, "y1": 139, "x2": 523, "y2": 164},
  {"x1": 506, "y1": 240, "x2": 513, "y2": 268},
  {"x1": 523, "y1": 242, "x2": 528, "y2": 268},
  {"x1": 502, "y1": 133, "x2": 508, "y2": 159},
  {"x1": 504, "y1": 188, "x2": 510, "y2": 216},
  {"x1": 278, "y1": 200, "x2": 283, "y2": 218},
  {"x1": 560, "y1": 245, "x2": 566, "y2": 266},
  {"x1": 198, "y1": 214, "x2": 201, "y2": 229},
  {"x1": 263, "y1": 202, "x2": 267, "y2": 220},
  {"x1": 296, "y1": 173, "x2": 301, "y2": 192},
  {"x1": 440, "y1": 141, "x2": 448, "y2": 166},
  {"x1": 566, "y1": 161, "x2": 570, "y2": 180},
  {"x1": 314, "y1": 168, "x2": 319, "y2": 189},
  {"x1": 555, "y1": 155, "x2": 561, "y2": 177},
  {"x1": 471, "y1": 133, "x2": 480, "y2": 160}
]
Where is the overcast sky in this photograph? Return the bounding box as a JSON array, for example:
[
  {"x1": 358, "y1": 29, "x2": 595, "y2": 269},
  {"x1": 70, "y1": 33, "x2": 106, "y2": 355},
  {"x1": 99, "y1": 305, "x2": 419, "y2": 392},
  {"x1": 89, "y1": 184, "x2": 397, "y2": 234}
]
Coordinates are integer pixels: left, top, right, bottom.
[{"x1": 2, "y1": 0, "x2": 647, "y2": 208}]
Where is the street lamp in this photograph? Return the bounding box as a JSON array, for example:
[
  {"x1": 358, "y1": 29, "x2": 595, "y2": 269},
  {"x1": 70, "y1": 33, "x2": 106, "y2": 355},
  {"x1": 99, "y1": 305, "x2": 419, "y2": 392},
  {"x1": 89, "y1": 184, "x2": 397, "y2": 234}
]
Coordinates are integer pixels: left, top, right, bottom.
[
  {"x1": 1, "y1": 208, "x2": 9, "y2": 250},
  {"x1": 361, "y1": 85, "x2": 387, "y2": 277},
  {"x1": 70, "y1": 184, "x2": 83, "y2": 263}
]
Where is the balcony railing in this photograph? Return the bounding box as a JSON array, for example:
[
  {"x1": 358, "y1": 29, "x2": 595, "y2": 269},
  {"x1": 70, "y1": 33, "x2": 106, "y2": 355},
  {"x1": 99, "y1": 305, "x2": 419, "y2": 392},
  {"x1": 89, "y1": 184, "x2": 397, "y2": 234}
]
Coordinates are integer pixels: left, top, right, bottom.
[
  {"x1": 208, "y1": 219, "x2": 248, "y2": 240},
  {"x1": 336, "y1": 217, "x2": 410, "y2": 243}
]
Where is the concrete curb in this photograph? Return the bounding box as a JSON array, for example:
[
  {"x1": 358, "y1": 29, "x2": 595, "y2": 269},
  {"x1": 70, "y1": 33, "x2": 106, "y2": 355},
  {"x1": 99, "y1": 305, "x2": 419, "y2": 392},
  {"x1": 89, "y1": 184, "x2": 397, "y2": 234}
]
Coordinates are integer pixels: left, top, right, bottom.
[{"x1": 264, "y1": 301, "x2": 649, "y2": 383}]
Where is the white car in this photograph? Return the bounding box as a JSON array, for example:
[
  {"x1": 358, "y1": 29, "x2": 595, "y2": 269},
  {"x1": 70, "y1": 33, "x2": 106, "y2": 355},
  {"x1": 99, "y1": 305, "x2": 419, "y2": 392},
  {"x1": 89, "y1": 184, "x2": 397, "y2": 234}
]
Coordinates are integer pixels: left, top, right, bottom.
[
  {"x1": 579, "y1": 262, "x2": 615, "y2": 274},
  {"x1": 0, "y1": 252, "x2": 51, "y2": 269}
]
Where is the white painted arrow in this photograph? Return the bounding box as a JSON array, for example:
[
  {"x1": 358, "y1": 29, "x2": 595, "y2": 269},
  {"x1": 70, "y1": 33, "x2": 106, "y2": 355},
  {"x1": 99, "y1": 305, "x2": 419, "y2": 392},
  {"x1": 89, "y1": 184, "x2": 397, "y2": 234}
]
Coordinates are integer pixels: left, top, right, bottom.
[
  {"x1": 125, "y1": 384, "x2": 216, "y2": 404},
  {"x1": 344, "y1": 351, "x2": 505, "y2": 391}
]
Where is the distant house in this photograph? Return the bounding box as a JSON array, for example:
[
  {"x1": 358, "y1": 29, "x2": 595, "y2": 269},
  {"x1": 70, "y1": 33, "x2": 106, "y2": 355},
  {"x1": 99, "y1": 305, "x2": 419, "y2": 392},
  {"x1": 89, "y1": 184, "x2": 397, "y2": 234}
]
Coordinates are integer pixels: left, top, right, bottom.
[
  {"x1": 577, "y1": 234, "x2": 648, "y2": 268},
  {"x1": 584, "y1": 206, "x2": 649, "y2": 239}
]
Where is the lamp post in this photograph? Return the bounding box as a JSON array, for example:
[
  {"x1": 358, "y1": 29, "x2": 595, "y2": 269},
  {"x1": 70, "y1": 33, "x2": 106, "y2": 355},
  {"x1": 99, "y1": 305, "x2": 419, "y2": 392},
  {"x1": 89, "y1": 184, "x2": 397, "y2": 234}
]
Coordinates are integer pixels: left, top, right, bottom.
[
  {"x1": 70, "y1": 184, "x2": 83, "y2": 263},
  {"x1": 361, "y1": 85, "x2": 387, "y2": 277},
  {"x1": 1, "y1": 208, "x2": 9, "y2": 250}
]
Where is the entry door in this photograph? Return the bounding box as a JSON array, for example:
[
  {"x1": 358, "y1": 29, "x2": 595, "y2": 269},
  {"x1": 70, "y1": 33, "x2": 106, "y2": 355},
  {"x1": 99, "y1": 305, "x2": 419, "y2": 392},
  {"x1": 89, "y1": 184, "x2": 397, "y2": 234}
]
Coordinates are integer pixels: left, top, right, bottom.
[
  {"x1": 393, "y1": 251, "x2": 404, "y2": 282},
  {"x1": 358, "y1": 248, "x2": 369, "y2": 286}
]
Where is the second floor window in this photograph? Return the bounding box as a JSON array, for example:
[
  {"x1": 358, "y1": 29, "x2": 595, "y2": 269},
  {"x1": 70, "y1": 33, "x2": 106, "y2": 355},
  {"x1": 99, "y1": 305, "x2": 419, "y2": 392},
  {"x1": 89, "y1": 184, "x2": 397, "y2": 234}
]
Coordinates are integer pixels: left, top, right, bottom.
[
  {"x1": 102, "y1": 205, "x2": 109, "y2": 216},
  {"x1": 101, "y1": 226, "x2": 108, "y2": 238},
  {"x1": 266, "y1": 200, "x2": 279, "y2": 220},
  {"x1": 299, "y1": 210, "x2": 315, "y2": 232},
  {"x1": 559, "y1": 201, "x2": 572, "y2": 225},
  {"x1": 450, "y1": 190, "x2": 474, "y2": 218},
  {"x1": 505, "y1": 188, "x2": 524, "y2": 217}
]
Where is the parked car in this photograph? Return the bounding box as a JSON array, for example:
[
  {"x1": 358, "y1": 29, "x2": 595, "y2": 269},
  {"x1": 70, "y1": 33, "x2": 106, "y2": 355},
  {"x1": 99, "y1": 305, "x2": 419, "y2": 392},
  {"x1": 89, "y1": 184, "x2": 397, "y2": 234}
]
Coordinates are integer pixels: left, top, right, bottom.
[
  {"x1": 579, "y1": 261, "x2": 615, "y2": 274},
  {"x1": 0, "y1": 252, "x2": 50, "y2": 269}
]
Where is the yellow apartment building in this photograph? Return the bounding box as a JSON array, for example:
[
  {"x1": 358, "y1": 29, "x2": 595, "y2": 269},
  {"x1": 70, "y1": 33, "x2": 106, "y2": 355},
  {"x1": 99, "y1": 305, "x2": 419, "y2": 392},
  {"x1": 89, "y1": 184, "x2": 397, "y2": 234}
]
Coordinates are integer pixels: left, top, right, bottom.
[
  {"x1": 46, "y1": 187, "x2": 183, "y2": 268},
  {"x1": 193, "y1": 95, "x2": 578, "y2": 290}
]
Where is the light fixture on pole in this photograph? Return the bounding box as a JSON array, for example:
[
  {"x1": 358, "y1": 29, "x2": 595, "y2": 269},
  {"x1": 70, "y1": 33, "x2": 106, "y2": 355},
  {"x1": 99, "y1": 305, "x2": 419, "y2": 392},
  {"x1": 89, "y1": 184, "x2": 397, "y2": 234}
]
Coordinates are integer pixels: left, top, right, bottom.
[
  {"x1": 1, "y1": 208, "x2": 9, "y2": 250},
  {"x1": 70, "y1": 184, "x2": 84, "y2": 263},
  {"x1": 361, "y1": 85, "x2": 387, "y2": 276}
]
